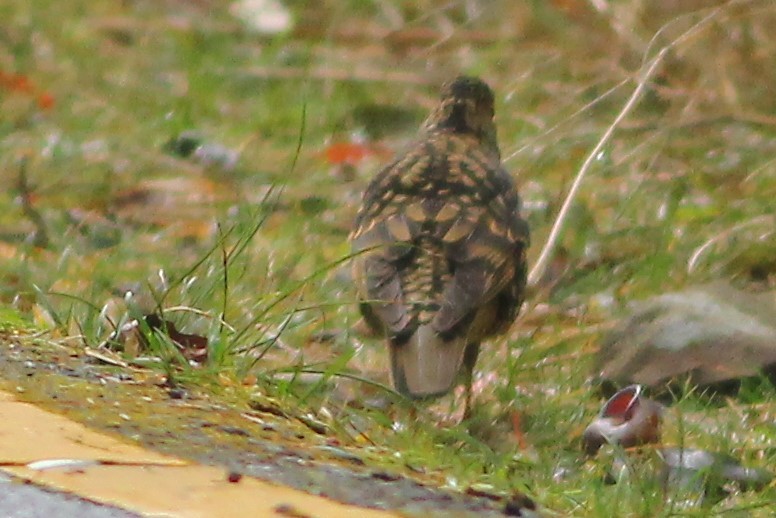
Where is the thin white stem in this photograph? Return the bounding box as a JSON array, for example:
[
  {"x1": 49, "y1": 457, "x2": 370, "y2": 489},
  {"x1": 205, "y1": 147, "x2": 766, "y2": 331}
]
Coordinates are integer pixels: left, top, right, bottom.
[
  {"x1": 527, "y1": 2, "x2": 731, "y2": 287},
  {"x1": 686, "y1": 215, "x2": 774, "y2": 274},
  {"x1": 528, "y1": 49, "x2": 667, "y2": 286}
]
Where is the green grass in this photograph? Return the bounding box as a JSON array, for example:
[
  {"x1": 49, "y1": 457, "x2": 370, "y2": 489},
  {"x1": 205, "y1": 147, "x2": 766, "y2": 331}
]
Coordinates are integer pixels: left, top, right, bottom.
[{"x1": 1, "y1": 0, "x2": 775, "y2": 515}]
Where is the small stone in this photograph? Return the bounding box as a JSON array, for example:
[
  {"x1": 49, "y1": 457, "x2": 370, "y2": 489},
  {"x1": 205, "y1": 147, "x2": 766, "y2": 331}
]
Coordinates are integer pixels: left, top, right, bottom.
[
  {"x1": 220, "y1": 425, "x2": 250, "y2": 437},
  {"x1": 168, "y1": 388, "x2": 186, "y2": 399},
  {"x1": 370, "y1": 470, "x2": 400, "y2": 482},
  {"x1": 504, "y1": 493, "x2": 537, "y2": 516},
  {"x1": 273, "y1": 503, "x2": 310, "y2": 517}
]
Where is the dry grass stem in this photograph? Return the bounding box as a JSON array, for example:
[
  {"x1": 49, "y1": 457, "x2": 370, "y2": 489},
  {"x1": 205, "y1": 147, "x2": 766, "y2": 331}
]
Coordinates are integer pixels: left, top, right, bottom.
[
  {"x1": 686, "y1": 215, "x2": 775, "y2": 274},
  {"x1": 528, "y1": 3, "x2": 732, "y2": 286},
  {"x1": 527, "y1": 49, "x2": 669, "y2": 286},
  {"x1": 241, "y1": 66, "x2": 430, "y2": 85}
]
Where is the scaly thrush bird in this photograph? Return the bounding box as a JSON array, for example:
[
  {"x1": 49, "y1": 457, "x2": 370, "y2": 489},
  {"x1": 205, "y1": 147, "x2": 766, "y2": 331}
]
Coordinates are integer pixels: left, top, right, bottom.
[{"x1": 350, "y1": 76, "x2": 529, "y2": 414}]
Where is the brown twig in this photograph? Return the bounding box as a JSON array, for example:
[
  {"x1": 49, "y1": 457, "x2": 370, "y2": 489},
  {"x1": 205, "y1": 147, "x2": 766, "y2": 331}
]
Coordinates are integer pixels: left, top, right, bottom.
[
  {"x1": 17, "y1": 157, "x2": 49, "y2": 248},
  {"x1": 619, "y1": 113, "x2": 776, "y2": 132},
  {"x1": 239, "y1": 66, "x2": 431, "y2": 86}
]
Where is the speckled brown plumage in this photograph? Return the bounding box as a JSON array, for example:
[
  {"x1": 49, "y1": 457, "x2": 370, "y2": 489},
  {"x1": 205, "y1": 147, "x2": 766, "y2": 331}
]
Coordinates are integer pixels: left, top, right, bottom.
[{"x1": 350, "y1": 76, "x2": 529, "y2": 407}]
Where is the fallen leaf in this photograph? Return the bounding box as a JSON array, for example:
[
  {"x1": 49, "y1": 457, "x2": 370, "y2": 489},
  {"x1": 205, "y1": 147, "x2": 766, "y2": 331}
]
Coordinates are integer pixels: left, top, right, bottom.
[
  {"x1": 230, "y1": 0, "x2": 293, "y2": 35},
  {"x1": 583, "y1": 385, "x2": 662, "y2": 455},
  {"x1": 144, "y1": 314, "x2": 209, "y2": 363},
  {"x1": 324, "y1": 142, "x2": 371, "y2": 165},
  {"x1": 37, "y1": 92, "x2": 55, "y2": 110}
]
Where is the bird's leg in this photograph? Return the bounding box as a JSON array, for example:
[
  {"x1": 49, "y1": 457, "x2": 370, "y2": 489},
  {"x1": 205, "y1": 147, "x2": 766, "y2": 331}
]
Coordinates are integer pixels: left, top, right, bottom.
[
  {"x1": 463, "y1": 376, "x2": 473, "y2": 421},
  {"x1": 462, "y1": 343, "x2": 480, "y2": 421}
]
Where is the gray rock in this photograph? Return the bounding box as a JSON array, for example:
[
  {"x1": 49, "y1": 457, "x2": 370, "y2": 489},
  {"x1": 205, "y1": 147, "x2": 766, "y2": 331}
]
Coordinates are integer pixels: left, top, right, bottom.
[{"x1": 596, "y1": 283, "x2": 776, "y2": 391}]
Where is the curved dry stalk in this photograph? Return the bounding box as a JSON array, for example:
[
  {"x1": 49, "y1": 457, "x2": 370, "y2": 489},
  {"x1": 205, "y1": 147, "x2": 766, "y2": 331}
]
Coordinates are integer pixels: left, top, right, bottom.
[
  {"x1": 503, "y1": 78, "x2": 629, "y2": 164},
  {"x1": 164, "y1": 305, "x2": 237, "y2": 333},
  {"x1": 527, "y1": 49, "x2": 668, "y2": 286},
  {"x1": 527, "y1": 3, "x2": 733, "y2": 287},
  {"x1": 686, "y1": 215, "x2": 775, "y2": 274}
]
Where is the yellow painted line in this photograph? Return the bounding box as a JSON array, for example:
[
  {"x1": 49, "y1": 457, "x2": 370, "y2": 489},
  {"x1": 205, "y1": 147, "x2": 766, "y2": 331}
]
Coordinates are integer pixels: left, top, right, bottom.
[
  {"x1": 0, "y1": 390, "x2": 185, "y2": 466},
  {"x1": 0, "y1": 390, "x2": 395, "y2": 517}
]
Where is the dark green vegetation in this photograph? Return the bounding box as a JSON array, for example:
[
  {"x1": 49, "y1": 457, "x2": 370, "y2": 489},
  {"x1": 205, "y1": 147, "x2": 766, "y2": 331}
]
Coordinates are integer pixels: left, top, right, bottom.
[{"x1": 1, "y1": 0, "x2": 774, "y2": 516}]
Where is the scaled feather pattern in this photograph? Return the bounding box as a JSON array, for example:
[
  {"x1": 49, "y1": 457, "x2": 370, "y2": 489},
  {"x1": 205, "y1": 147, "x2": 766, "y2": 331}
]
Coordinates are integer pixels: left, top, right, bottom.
[{"x1": 350, "y1": 76, "x2": 529, "y2": 400}]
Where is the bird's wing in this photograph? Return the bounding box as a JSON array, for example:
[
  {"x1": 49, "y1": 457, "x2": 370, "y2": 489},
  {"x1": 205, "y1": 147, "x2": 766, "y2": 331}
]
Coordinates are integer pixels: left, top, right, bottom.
[
  {"x1": 432, "y1": 165, "x2": 529, "y2": 338},
  {"x1": 350, "y1": 155, "x2": 426, "y2": 339},
  {"x1": 352, "y1": 140, "x2": 528, "y2": 342}
]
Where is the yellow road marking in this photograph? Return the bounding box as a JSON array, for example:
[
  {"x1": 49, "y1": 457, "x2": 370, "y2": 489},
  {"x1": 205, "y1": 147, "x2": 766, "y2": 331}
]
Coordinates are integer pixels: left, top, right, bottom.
[{"x1": 0, "y1": 390, "x2": 395, "y2": 517}]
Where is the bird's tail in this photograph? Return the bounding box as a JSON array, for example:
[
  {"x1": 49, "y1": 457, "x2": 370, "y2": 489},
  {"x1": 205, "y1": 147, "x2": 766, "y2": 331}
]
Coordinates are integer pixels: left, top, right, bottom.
[{"x1": 390, "y1": 324, "x2": 468, "y2": 399}]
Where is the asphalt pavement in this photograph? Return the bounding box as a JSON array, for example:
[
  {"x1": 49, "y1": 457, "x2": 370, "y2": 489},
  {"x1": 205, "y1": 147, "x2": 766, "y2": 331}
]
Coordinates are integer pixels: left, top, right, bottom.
[{"x1": 0, "y1": 473, "x2": 138, "y2": 518}]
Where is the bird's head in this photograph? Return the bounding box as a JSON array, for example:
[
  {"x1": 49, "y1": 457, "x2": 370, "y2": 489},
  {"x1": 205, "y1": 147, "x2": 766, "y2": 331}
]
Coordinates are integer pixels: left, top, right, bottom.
[{"x1": 422, "y1": 76, "x2": 499, "y2": 155}]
